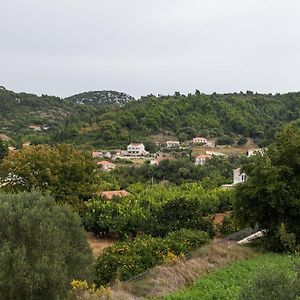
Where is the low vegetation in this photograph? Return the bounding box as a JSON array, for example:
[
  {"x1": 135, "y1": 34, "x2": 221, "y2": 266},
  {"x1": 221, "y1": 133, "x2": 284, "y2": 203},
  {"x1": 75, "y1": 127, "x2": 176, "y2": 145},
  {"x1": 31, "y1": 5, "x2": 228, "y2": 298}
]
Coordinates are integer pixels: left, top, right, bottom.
[
  {"x1": 163, "y1": 254, "x2": 300, "y2": 300},
  {"x1": 94, "y1": 229, "x2": 210, "y2": 286}
]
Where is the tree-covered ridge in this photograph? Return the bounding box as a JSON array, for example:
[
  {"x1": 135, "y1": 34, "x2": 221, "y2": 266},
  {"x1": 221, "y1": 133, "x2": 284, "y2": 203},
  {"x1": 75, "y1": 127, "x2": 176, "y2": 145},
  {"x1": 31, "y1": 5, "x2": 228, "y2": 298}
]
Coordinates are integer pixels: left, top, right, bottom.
[
  {"x1": 1, "y1": 87, "x2": 300, "y2": 148},
  {"x1": 65, "y1": 90, "x2": 135, "y2": 106},
  {"x1": 57, "y1": 91, "x2": 300, "y2": 148}
]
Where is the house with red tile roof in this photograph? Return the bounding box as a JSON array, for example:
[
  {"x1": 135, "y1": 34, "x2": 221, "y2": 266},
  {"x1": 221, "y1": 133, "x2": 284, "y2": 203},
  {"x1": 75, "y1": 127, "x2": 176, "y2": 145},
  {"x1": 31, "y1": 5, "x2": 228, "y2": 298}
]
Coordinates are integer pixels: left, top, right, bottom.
[{"x1": 101, "y1": 190, "x2": 130, "y2": 200}]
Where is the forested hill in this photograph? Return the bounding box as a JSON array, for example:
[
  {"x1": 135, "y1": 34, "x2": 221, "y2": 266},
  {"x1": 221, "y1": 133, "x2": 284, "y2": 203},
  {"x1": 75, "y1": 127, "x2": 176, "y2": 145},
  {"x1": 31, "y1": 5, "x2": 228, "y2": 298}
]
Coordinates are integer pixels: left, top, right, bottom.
[
  {"x1": 1, "y1": 87, "x2": 300, "y2": 148},
  {"x1": 54, "y1": 91, "x2": 300, "y2": 148}
]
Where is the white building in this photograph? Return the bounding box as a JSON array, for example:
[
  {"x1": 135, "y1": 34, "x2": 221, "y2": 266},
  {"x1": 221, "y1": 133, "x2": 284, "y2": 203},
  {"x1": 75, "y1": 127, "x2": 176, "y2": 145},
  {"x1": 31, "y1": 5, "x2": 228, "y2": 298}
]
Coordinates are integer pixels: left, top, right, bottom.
[
  {"x1": 247, "y1": 148, "x2": 265, "y2": 157},
  {"x1": 192, "y1": 137, "x2": 207, "y2": 145},
  {"x1": 221, "y1": 167, "x2": 247, "y2": 189},
  {"x1": 166, "y1": 141, "x2": 180, "y2": 148},
  {"x1": 92, "y1": 151, "x2": 103, "y2": 158},
  {"x1": 233, "y1": 168, "x2": 247, "y2": 185},
  {"x1": 195, "y1": 154, "x2": 211, "y2": 166},
  {"x1": 127, "y1": 143, "x2": 148, "y2": 156}
]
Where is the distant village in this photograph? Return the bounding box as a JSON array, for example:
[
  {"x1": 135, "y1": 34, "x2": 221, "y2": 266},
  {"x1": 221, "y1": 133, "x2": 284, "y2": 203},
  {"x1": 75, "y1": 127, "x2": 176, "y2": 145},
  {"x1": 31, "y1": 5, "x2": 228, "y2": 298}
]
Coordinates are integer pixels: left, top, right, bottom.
[{"x1": 92, "y1": 137, "x2": 265, "y2": 194}]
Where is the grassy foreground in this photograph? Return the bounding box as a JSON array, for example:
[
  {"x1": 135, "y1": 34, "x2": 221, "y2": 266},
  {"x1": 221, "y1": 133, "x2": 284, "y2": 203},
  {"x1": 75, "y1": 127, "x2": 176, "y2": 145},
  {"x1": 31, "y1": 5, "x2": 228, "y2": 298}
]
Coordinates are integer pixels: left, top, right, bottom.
[{"x1": 162, "y1": 253, "x2": 299, "y2": 300}]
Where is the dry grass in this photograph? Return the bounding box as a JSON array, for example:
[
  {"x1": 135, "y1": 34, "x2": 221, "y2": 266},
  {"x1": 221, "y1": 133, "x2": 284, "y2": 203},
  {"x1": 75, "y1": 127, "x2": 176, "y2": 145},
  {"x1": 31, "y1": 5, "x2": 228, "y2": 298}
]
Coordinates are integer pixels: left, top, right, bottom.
[
  {"x1": 76, "y1": 241, "x2": 256, "y2": 300},
  {"x1": 87, "y1": 232, "x2": 115, "y2": 257},
  {"x1": 120, "y1": 241, "x2": 256, "y2": 298}
]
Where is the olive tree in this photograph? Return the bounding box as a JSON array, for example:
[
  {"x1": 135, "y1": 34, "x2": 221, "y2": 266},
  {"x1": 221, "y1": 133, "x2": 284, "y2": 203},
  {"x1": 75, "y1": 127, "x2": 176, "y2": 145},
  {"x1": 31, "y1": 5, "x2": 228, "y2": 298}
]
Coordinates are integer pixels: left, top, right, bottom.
[{"x1": 0, "y1": 191, "x2": 93, "y2": 300}]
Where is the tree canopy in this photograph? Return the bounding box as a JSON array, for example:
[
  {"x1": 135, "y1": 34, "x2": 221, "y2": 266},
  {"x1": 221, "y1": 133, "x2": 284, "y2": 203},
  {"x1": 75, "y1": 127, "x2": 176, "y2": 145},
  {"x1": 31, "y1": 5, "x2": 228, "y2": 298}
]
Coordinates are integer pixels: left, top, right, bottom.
[
  {"x1": 0, "y1": 191, "x2": 93, "y2": 300},
  {"x1": 234, "y1": 124, "x2": 300, "y2": 249},
  {"x1": 0, "y1": 144, "x2": 97, "y2": 210}
]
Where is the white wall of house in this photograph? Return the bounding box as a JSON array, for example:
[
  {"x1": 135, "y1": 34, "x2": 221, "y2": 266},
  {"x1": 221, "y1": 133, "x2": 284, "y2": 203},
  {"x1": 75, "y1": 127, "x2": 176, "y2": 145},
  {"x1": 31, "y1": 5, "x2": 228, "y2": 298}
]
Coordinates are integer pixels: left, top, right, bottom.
[
  {"x1": 192, "y1": 137, "x2": 207, "y2": 144},
  {"x1": 233, "y1": 168, "x2": 247, "y2": 185},
  {"x1": 127, "y1": 143, "x2": 147, "y2": 156}
]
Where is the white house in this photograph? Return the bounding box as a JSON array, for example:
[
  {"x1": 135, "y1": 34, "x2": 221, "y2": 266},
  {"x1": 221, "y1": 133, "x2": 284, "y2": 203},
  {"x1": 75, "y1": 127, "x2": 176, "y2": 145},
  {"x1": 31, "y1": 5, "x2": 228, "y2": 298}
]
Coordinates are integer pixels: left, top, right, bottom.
[
  {"x1": 195, "y1": 154, "x2": 211, "y2": 166},
  {"x1": 166, "y1": 141, "x2": 180, "y2": 148},
  {"x1": 127, "y1": 143, "x2": 148, "y2": 156},
  {"x1": 233, "y1": 168, "x2": 247, "y2": 185},
  {"x1": 92, "y1": 151, "x2": 103, "y2": 158},
  {"x1": 192, "y1": 137, "x2": 207, "y2": 145},
  {"x1": 221, "y1": 168, "x2": 247, "y2": 189},
  {"x1": 247, "y1": 148, "x2": 265, "y2": 157}
]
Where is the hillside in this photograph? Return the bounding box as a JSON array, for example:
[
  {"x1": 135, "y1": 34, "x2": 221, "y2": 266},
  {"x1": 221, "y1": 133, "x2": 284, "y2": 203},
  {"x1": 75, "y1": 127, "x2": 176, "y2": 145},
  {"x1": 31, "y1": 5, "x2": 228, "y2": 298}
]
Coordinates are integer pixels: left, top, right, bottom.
[
  {"x1": 1, "y1": 87, "x2": 300, "y2": 148},
  {"x1": 55, "y1": 91, "x2": 300, "y2": 148},
  {"x1": 65, "y1": 90, "x2": 135, "y2": 106}
]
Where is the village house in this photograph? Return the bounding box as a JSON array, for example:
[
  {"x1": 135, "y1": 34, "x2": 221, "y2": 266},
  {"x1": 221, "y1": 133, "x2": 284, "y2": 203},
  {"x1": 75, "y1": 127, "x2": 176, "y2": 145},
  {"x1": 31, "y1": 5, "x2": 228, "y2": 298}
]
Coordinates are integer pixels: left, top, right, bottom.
[
  {"x1": 28, "y1": 125, "x2": 42, "y2": 131},
  {"x1": 92, "y1": 151, "x2": 103, "y2": 158},
  {"x1": 192, "y1": 137, "x2": 207, "y2": 145},
  {"x1": 100, "y1": 190, "x2": 130, "y2": 200},
  {"x1": 195, "y1": 154, "x2": 211, "y2": 166},
  {"x1": 233, "y1": 168, "x2": 247, "y2": 184},
  {"x1": 127, "y1": 143, "x2": 148, "y2": 156},
  {"x1": 166, "y1": 140, "x2": 180, "y2": 148},
  {"x1": 97, "y1": 161, "x2": 116, "y2": 171},
  {"x1": 221, "y1": 167, "x2": 247, "y2": 189},
  {"x1": 247, "y1": 148, "x2": 265, "y2": 157}
]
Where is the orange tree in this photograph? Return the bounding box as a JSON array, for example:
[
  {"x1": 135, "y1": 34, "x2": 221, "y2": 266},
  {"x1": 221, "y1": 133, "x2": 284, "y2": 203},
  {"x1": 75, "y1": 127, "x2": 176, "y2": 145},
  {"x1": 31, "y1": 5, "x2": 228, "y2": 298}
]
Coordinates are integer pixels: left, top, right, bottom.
[{"x1": 0, "y1": 144, "x2": 97, "y2": 210}]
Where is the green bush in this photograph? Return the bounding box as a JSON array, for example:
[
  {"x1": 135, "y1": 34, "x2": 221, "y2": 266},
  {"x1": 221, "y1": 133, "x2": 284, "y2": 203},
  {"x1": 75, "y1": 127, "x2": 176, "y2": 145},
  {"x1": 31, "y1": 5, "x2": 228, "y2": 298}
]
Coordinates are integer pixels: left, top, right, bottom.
[
  {"x1": 218, "y1": 215, "x2": 239, "y2": 236},
  {"x1": 154, "y1": 197, "x2": 215, "y2": 237},
  {"x1": 165, "y1": 229, "x2": 210, "y2": 255},
  {"x1": 238, "y1": 266, "x2": 300, "y2": 300},
  {"x1": 0, "y1": 191, "x2": 93, "y2": 300},
  {"x1": 94, "y1": 230, "x2": 210, "y2": 286}
]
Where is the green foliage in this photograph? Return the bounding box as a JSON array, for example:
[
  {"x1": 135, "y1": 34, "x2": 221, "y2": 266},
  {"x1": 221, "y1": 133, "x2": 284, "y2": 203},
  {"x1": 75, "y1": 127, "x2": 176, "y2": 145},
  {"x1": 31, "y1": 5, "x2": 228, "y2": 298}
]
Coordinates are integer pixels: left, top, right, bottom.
[
  {"x1": 112, "y1": 156, "x2": 240, "y2": 188},
  {"x1": 3, "y1": 88, "x2": 300, "y2": 148},
  {"x1": 0, "y1": 139, "x2": 8, "y2": 160},
  {"x1": 238, "y1": 266, "x2": 300, "y2": 300},
  {"x1": 163, "y1": 254, "x2": 300, "y2": 300},
  {"x1": 0, "y1": 144, "x2": 97, "y2": 210},
  {"x1": 234, "y1": 124, "x2": 300, "y2": 250},
  {"x1": 94, "y1": 230, "x2": 210, "y2": 286},
  {"x1": 154, "y1": 197, "x2": 215, "y2": 237},
  {"x1": 218, "y1": 215, "x2": 239, "y2": 236},
  {"x1": 216, "y1": 135, "x2": 235, "y2": 145},
  {"x1": 83, "y1": 183, "x2": 233, "y2": 238},
  {"x1": 0, "y1": 191, "x2": 93, "y2": 300},
  {"x1": 237, "y1": 136, "x2": 248, "y2": 145}
]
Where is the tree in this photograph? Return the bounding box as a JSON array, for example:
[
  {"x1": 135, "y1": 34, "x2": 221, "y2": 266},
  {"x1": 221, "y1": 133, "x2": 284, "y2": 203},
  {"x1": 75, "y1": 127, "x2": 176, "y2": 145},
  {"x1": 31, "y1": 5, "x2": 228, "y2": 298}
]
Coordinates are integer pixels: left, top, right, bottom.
[
  {"x1": 0, "y1": 139, "x2": 8, "y2": 160},
  {"x1": 234, "y1": 125, "x2": 300, "y2": 248},
  {"x1": 0, "y1": 191, "x2": 93, "y2": 300},
  {"x1": 0, "y1": 144, "x2": 97, "y2": 210}
]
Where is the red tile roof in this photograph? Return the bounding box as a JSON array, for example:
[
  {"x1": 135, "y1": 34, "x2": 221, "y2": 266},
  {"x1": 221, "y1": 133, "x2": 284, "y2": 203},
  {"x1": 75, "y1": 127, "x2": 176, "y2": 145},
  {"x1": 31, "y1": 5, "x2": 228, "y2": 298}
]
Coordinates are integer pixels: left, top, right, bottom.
[{"x1": 101, "y1": 190, "x2": 130, "y2": 200}]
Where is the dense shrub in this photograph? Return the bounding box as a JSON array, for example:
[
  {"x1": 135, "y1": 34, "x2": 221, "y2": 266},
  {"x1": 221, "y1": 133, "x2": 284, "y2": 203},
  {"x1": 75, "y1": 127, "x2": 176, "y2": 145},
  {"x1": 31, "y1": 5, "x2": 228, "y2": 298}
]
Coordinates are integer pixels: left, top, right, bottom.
[
  {"x1": 94, "y1": 230, "x2": 210, "y2": 286},
  {"x1": 218, "y1": 215, "x2": 239, "y2": 236},
  {"x1": 0, "y1": 191, "x2": 93, "y2": 300},
  {"x1": 154, "y1": 197, "x2": 215, "y2": 237},
  {"x1": 238, "y1": 266, "x2": 300, "y2": 300}
]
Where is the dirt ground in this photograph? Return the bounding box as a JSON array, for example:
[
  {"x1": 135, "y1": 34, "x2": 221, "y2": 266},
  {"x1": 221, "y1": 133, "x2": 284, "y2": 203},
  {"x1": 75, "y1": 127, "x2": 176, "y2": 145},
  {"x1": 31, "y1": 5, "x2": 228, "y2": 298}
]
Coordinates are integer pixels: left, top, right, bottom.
[{"x1": 87, "y1": 232, "x2": 115, "y2": 257}]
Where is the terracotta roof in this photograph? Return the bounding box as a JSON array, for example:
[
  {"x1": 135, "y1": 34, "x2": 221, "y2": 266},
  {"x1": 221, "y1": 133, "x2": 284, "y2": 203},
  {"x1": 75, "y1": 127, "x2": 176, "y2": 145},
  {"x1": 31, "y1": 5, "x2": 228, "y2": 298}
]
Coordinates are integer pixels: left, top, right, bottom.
[{"x1": 101, "y1": 190, "x2": 130, "y2": 200}]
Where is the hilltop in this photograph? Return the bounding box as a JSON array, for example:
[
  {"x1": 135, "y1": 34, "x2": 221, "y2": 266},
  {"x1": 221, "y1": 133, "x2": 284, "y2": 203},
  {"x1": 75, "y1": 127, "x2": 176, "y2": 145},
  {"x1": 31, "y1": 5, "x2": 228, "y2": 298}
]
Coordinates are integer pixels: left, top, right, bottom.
[{"x1": 65, "y1": 90, "x2": 135, "y2": 106}]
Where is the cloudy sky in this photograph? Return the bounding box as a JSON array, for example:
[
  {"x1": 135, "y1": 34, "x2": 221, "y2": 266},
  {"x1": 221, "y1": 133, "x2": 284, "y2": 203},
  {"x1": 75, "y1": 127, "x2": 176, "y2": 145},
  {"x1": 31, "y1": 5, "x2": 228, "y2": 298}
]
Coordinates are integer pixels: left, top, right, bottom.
[{"x1": 1, "y1": 0, "x2": 299, "y2": 98}]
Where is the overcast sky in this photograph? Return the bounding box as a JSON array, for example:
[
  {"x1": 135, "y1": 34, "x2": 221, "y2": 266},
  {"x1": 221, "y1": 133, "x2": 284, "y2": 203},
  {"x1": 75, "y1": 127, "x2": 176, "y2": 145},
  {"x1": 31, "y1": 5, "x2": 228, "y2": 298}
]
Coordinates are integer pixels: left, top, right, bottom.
[{"x1": 1, "y1": 0, "x2": 299, "y2": 98}]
